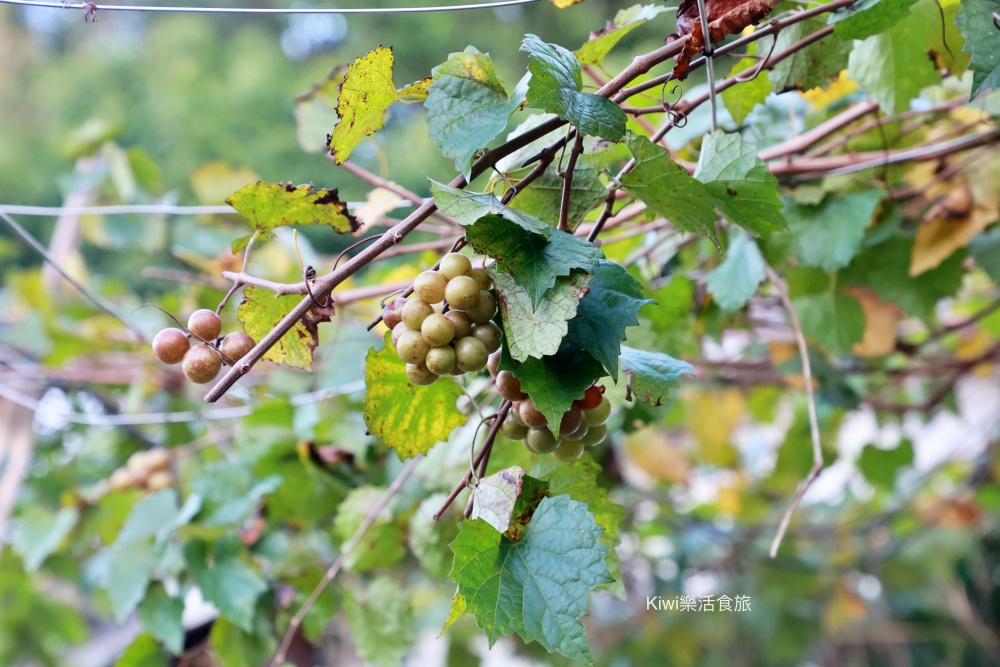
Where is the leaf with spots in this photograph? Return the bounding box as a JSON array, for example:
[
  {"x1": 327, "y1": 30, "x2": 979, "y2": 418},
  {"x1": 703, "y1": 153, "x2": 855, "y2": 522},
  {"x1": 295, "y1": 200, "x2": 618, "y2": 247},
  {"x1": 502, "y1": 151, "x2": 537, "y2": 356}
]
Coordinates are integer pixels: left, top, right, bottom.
[
  {"x1": 237, "y1": 286, "x2": 333, "y2": 371},
  {"x1": 575, "y1": 4, "x2": 670, "y2": 66},
  {"x1": 329, "y1": 46, "x2": 398, "y2": 163},
  {"x1": 363, "y1": 337, "x2": 468, "y2": 459},
  {"x1": 470, "y1": 466, "x2": 549, "y2": 537},
  {"x1": 226, "y1": 182, "x2": 360, "y2": 240}
]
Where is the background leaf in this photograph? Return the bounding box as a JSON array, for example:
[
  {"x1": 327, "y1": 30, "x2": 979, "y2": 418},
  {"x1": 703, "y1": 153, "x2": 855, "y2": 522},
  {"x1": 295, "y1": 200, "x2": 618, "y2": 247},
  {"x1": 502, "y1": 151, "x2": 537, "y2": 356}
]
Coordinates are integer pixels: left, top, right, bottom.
[
  {"x1": 344, "y1": 576, "x2": 415, "y2": 667},
  {"x1": 705, "y1": 230, "x2": 766, "y2": 312},
  {"x1": 619, "y1": 346, "x2": 694, "y2": 405},
  {"x1": 329, "y1": 46, "x2": 397, "y2": 163},
  {"x1": 226, "y1": 182, "x2": 359, "y2": 238},
  {"x1": 957, "y1": 0, "x2": 1000, "y2": 99}
]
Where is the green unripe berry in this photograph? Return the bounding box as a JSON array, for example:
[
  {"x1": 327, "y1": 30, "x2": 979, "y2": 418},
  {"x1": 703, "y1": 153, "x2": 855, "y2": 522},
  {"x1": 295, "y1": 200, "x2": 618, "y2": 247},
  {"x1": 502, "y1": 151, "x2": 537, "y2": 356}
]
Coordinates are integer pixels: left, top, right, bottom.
[
  {"x1": 425, "y1": 345, "x2": 457, "y2": 375},
  {"x1": 500, "y1": 413, "x2": 529, "y2": 440},
  {"x1": 525, "y1": 427, "x2": 559, "y2": 453},
  {"x1": 509, "y1": 404, "x2": 526, "y2": 427},
  {"x1": 454, "y1": 336, "x2": 488, "y2": 372},
  {"x1": 445, "y1": 276, "x2": 481, "y2": 310},
  {"x1": 584, "y1": 396, "x2": 611, "y2": 426},
  {"x1": 182, "y1": 344, "x2": 222, "y2": 384},
  {"x1": 406, "y1": 363, "x2": 437, "y2": 386},
  {"x1": 465, "y1": 291, "x2": 497, "y2": 324},
  {"x1": 152, "y1": 328, "x2": 189, "y2": 365},
  {"x1": 396, "y1": 330, "x2": 431, "y2": 365},
  {"x1": 553, "y1": 439, "x2": 585, "y2": 462},
  {"x1": 439, "y1": 253, "x2": 472, "y2": 280},
  {"x1": 562, "y1": 421, "x2": 589, "y2": 441},
  {"x1": 187, "y1": 309, "x2": 222, "y2": 342},
  {"x1": 421, "y1": 313, "x2": 456, "y2": 347},
  {"x1": 444, "y1": 310, "x2": 473, "y2": 339},
  {"x1": 471, "y1": 321, "x2": 502, "y2": 353},
  {"x1": 402, "y1": 299, "x2": 433, "y2": 330},
  {"x1": 413, "y1": 270, "x2": 447, "y2": 304},
  {"x1": 578, "y1": 423, "x2": 608, "y2": 447}
]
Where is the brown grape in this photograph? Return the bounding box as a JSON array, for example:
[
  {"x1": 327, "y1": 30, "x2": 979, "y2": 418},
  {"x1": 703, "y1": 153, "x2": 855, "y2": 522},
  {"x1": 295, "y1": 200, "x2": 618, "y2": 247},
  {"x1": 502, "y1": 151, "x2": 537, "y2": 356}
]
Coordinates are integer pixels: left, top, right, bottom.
[
  {"x1": 182, "y1": 344, "x2": 222, "y2": 384},
  {"x1": 220, "y1": 332, "x2": 254, "y2": 362},
  {"x1": 574, "y1": 384, "x2": 605, "y2": 411},
  {"x1": 518, "y1": 398, "x2": 547, "y2": 428},
  {"x1": 559, "y1": 405, "x2": 583, "y2": 436},
  {"x1": 152, "y1": 328, "x2": 189, "y2": 365},
  {"x1": 188, "y1": 309, "x2": 222, "y2": 342},
  {"x1": 381, "y1": 297, "x2": 407, "y2": 330},
  {"x1": 487, "y1": 349, "x2": 502, "y2": 376},
  {"x1": 496, "y1": 371, "x2": 526, "y2": 402},
  {"x1": 146, "y1": 470, "x2": 174, "y2": 491}
]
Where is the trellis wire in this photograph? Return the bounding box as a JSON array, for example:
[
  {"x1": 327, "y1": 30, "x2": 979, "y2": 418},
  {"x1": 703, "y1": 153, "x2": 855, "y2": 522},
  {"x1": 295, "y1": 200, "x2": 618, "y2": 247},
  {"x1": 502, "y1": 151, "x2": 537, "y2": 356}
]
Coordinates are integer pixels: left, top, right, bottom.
[
  {"x1": 0, "y1": 201, "x2": 418, "y2": 216},
  {"x1": 2, "y1": 0, "x2": 542, "y2": 14}
]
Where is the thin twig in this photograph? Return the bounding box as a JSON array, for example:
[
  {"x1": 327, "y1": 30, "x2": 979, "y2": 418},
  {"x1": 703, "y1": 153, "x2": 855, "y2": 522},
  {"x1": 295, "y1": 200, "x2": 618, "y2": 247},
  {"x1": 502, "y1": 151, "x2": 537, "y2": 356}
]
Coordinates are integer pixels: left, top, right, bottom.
[
  {"x1": 764, "y1": 263, "x2": 823, "y2": 558},
  {"x1": 558, "y1": 134, "x2": 585, "y2": 232},
  {"x1": 0, "y1": 207, "x2": 146, "y2": 342},
  {"x1": 336, "y1": 160, "x2": 458, "y2": 227},
  {"x1": 270, "y1": 455, "x2": 422, "y2": 667}
]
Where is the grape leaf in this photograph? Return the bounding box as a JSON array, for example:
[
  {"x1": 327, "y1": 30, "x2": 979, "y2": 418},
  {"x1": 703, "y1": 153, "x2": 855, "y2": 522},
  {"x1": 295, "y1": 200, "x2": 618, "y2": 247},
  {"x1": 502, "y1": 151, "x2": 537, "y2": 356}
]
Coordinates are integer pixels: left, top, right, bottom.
[
  {"x1": 575, "y1": 4, "x2": 670, "y2": 66},
  {"x1": 694, "y1": 130, "x2": 787, "y2": 236},
  {"x1": 842, "y1": 236, "x2": 965, "y2": 323},
  {"x1": 829, "y1": 0, "x2": 918, "y2": 40},
  {"x1": 507, "y1": 153, "x2": 609, "y2": 232},
  {"x1": 396, "y1": 76, "x2": 433, "y2": 101},
  {"x1": 332, "y1": 486, "x2": 407, "y2": 572},
  {"x1": 363, "y1": 338, "x2": 468, "y2": 459},
  {"x1": 227, "y1": 182, "x2": 360, "y2": 239},
  {"x1": 722, "y1": 50, "x2": 770, "y2": 126},
  {"x1": 426, "y1": 47, "x2": 527, "y2": 178},
  {"x1": 209, "y1": 615, "x2": 277, "y2": 667},
  {"x1": 465, "y1": 213, "x2": 603, "y2": 307},
  {"x1": 566, "y1": 260, "x2": 652, "y2": 377},
  {"x1": 10, "y1": 506, "x2": 79, "y2": 572},
  {"x1": 847, "y1": 4, "x2": 939, "y2": 115},
  {"x1": 470, "y1": 466, "x2": 549, "y2": 536},
  {"x1": 499, "y1": 341, "x2": 606, "y2": 430},
  {"x1": 409, "y1": 494, "x2": 460, "y2": 579},
  {"x1": 768, "y1": 17, "x2": 852, "y2": 92},
  {"x1": 532, "y1": 453, "x2": 627, "y2": 598},
  {"x1": 430, "y1": 180, "x2": 550, "y2": 233},
  {"x1": 440, "y1": 591, "x2": 466, "y2": 636},
  {"x1": 294, "y1": 66, "x2": 346, "y2": 153},
  {"x1": 136, "y1": 582, "x2": 184, "y2": 654},
  {"x1": 787, "y1": 267, "x2": 866, "y2": 355},
  {"x1": 190, "y1": 461, "x2": 281, "y2": 527},
  {"x1": 619, "y1": 345, "x2": 694, "y2": 405},
  {"x1": 237, "y1": 286, "x2": 333, "y2": 371},
  {"x1": 785, "y1": 190, "x2": 884, "y2": 272},
  {"x1": 970, "y1": 228, "x2": 1000, "y2": 284},
  {"x1": 344, "y1": 576, "x2": 415, "y2": 667},
  {"x1": 858, "y1": 440, "x2": 914, "y2": 489},
  {"x1": 705, "y1": 229, "x2": 766, "y2": 312},
  {"x1": 620, "y1": 133, "x2": 719, "y2": 242},
  {"x1": 489, "y1": 267, "x2": 591, "y2": 361},
  {"x1": 449, "y1": 495, "x2": 611, "y2": 665},
  {"x1": 329, "y1": 46, "x2": 397, "y2": 163},
  {"x1": 957, "y1": 0, "x2": 1000, "y2": 100},
  {"x1": 114, "y1": 634, "x2": 168, "y2": 667},
  {"x1": 184, "y1": 536, "x2": 267, "y2": 631},
  {"x1": 521, "y1": 34, "x2": 627, "y2": 141}
]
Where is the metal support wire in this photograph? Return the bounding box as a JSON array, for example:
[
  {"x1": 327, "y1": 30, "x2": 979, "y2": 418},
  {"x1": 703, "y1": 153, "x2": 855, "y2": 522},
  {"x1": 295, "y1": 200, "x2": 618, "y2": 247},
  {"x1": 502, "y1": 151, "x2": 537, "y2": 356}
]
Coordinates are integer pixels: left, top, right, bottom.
[
  {"x1": 1, "y1": 0, "x2": 541, "y2": 15},
  {"x1": 694, "y1": 0, "x2": 718, "y2": 132}
]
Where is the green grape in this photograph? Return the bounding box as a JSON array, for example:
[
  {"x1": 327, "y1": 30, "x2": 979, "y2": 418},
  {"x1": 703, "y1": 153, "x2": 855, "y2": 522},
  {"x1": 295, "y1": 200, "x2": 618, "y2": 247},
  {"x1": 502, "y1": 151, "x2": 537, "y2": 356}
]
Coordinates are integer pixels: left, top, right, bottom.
[
  {"x1": 220, "y1": 332, "x2": 254, "y2": 362},
  {"x1": 559, "y1": 405, "x2": 583, "y2": 436},
  {"x1": 425, "y1": 345, "x2": 457, "y2": 375},
  {"x1": 517, "y1": 398, "x2": 547, "y2": 428},
  {"x1": 402, "y1": 299, "x2": 433, "y2": 330},
  {"x1": 421, "y1": 313, "x2": 456, "y2": 347},
  {"x1": 469, "y1": 268, "x2": 492, "y2": 290},
  {"x1": 445, "y1": 310, "x2": 473, "y2": 339},
  {"x1": 187, "y1": 309, "x2": 222, "y2": 342},
  {"x1": 182, "y1": 344, "x2": 222, "y2": 384},
  {"x1": 496, "y1": 370, "x2": 526, "y2": 401},
  {"x1": 465, "y1": 291, "x2": 496, "y2": 324},
  {"x1": 439, "y1": 252, "x2": 472, "y2": 280},
  {"x1": 471, "y1": 321, "x2": 502, "y2": 353},
  {"x1": 406, "y1": 363, "x2": 438, "y2": 386},
  {"x1": 509, "y1": 403, "x2": 527, "y2": 427},
  {"x1": 445, "y1": 276, "x2": 481, "y2": 310},
  {"x1": 584, "y1": 396, "x2": 611, "y2": 426},
  {"x1": 152, "y1": 328, "x2": 189, "y2": 364},
  {"x1": 396, "y1": 330, "x2": 431, "y2": 365},
  {"x1": 525, "y1": 427, "x2": 559, "y2": 454},
  {"x1": 562, "y1": 421, "x2": 589, "y2": 441},
  {"x1": 500, "y1": 413, "x2": 528, "y2": 440},
  {"x1": 578, "y1": 423, "x2": 608, "y2": 447},
  {"x1": 454, "y1": 336, "x2": 488, "y2": 372},
  {"x1": 552, "y1": 439, "x2": 585, "y2": 462},
  {"x1": 413, "y1": 270, "x2": 447, "y2": 304}
]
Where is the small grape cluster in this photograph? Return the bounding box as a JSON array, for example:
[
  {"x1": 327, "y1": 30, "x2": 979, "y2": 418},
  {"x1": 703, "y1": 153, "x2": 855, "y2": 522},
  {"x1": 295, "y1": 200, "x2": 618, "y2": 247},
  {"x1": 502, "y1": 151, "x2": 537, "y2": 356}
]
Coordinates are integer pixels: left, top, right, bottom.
[
  {"x1": 383, "y1": 253, "x2": 502, "y2": 385},
  {"x1": 108, "y1": 448, "x2": 174, "y2": 493},
  {"x1": 151, "y1": 309, "x2": 255, "y2": 385},
  {"x1": 494, "y1": 374, "x2": 610, "y2": 462}
]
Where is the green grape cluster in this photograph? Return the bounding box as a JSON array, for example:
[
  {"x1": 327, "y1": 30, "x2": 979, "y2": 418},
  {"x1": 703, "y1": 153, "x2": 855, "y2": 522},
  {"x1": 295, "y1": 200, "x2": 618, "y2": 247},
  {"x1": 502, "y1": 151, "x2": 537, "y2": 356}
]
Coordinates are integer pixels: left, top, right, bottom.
[
  {"x1": 495, "y1": 380, "x2": 610, "y2": 462},
  {"x1": 151, "y1": 309, "x2": 255, "y2": 385},
  {"x1": 383, "y1": 254, "x2": 502, "y2": 385}
]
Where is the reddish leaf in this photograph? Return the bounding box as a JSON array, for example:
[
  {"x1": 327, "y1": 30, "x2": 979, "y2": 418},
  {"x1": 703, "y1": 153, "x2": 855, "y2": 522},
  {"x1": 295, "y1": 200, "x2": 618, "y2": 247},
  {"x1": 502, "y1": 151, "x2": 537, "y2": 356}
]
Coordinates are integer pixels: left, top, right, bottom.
[{"x1": 672, "y1": 0, "x2": 780, "y2": 79}]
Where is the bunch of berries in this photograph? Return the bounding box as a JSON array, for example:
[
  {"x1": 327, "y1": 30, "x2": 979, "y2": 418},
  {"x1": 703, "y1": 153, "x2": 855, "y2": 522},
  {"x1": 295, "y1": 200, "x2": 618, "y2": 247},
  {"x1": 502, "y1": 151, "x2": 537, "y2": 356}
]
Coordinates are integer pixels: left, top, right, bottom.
[
  {"x1": 108, "y1": 448, "x2": 174, "y2": 493},
  {"x1": 383, "y1": 254, "x2": 502, "y2": 385},
  {"x1": 151, "y1": 309, "x2": 255, "y2": 384}
]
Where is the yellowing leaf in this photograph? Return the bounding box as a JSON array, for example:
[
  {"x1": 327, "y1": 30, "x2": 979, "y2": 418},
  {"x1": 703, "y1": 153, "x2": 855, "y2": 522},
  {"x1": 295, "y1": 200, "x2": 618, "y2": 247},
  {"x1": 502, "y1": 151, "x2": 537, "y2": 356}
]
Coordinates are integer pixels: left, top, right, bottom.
[
  {"x1": 956, "y1": 329, "x2": 995, "y2": 377},
  {"x1": 295, "y1": 66, "x2": 346, "y2": 153},
  {"x1": 550, "y1": 0, "x2": 584, "y2": 7},
  {"x1": 768, "y1": 340, "x2": 812, "y2": 390},
  {"x1": 823, "y1": 581, "x2": 867, "y2": 634},
  {"x1": 237, "y1": 286, "x2": 333, "y2": 370},
  {"x1": 686, "y1": 389, "x2": 744, "y2": 466},
  {"x1": 363, "y1": 338, "x2": 468, "y2": 459},
  {"x1": 438, "y1": 591, "x2": 466, "y2": 637},
  {"x1": 845, "y1": 286, "x2": 902, "y2": 357},
  {"x1": 190, "y1": 162, "x2": 259, "y2": 205},
  {"x1": 397, "y1": 76, "x2": 433, "y2": 102},
  {"x1": 354, "y1": 187, "x2": 405, "y2": 232},
  {"x1": 802, "y1": 70, "x2": 858, "y2": 109},
  {"x1": 329, "y1": 46, "x2": 398, "y2": 164},
  {"x1": 622, "y1": 428, "x2": 691, "y2": 483},
  {"x1": 226, "y1": 182, "x2": 360, "y2": 240}
]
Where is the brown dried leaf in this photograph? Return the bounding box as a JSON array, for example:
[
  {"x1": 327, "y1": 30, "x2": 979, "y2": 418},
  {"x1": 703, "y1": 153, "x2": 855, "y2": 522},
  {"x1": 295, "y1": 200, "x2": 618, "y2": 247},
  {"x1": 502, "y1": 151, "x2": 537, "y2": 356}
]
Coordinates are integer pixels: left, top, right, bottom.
[{"x1": 672, "y1": 0, "x2": 780, "y2": 79}]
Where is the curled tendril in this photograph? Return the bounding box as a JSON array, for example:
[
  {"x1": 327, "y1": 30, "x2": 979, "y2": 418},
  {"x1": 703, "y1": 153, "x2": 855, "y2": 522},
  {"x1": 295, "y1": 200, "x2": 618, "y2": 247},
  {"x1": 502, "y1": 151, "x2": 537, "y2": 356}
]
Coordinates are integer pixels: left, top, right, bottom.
[
  {"x1": 659, "y1": 82, "x2": 688, "y2": 128},
  {"x1": 734, "y1": 37, "x2": 778, "y2": 84},
  {"x1": 379, "y1": 287, "x2": 408, "y2": 309}
]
